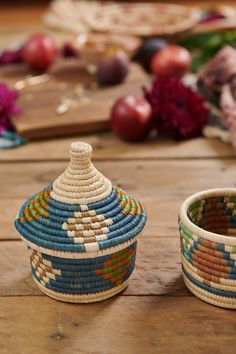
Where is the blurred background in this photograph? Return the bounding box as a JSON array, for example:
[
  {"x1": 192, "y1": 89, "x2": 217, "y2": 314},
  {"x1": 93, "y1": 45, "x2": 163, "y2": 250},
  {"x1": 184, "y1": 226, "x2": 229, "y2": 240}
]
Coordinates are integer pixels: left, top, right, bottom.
[{"x1": 1, "y1": 0, "x2": 236, "y2": 148}]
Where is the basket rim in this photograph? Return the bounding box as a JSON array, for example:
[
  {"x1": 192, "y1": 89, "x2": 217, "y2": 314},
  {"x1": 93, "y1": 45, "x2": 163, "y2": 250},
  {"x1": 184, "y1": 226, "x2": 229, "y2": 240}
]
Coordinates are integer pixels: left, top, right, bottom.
[
  {"x1": 21, "y1": 233, "x2": 140, "y2": 259},
  {"x1": 179, "y1": 188, "x2": 236, "y2": 246}
]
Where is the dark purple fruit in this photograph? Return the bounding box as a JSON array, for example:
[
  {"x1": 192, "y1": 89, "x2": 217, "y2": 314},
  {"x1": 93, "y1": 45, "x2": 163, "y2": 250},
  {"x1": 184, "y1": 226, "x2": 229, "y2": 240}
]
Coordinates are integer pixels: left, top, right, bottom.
[
  {"x1": 61, "y1": 41, "x2": 78, "y2": 58},
  {"x1": 134, "y1": 38, "x2": 167, "y2": 72},
  {"x1": 96, "y1": 51, "x2": 130, "y2": 86}
]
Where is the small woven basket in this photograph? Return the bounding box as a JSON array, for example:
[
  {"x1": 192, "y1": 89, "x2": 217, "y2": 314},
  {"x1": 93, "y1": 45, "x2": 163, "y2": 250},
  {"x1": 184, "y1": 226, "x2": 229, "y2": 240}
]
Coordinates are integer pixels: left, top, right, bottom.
[
  {"x1": 15, "y1": 142, "x2": 146, "y2": 303},
  {"x1": 179, "y1": 189, "x2": 236, "y2": 309}
]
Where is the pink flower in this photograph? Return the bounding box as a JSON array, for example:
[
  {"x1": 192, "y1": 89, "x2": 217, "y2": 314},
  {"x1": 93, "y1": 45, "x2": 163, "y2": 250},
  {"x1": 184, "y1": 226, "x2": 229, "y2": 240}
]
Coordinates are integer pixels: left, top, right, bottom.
[
  {"x1": 144, "y1": 77, "x2": 209, "y2": 140},
  {"x1": 0, "y1": 83, "x2": 21, "y2": 133}
]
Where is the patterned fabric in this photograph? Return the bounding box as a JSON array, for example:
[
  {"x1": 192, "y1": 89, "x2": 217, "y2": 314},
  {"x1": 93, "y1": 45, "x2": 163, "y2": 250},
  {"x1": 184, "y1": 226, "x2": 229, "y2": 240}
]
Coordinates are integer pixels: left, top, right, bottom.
[
  {"x1": 221, "y1": 84, "x2": 236, "y2": 154},
  {"x1": 0, "y1": 130, "x2": 26, "y2": 148},
  {"x1": 197, "y1": 46, "x2": 236, "y2": 154},
  {"x1": 198, "y1": 46, "x2": 236, "y2": 94}
]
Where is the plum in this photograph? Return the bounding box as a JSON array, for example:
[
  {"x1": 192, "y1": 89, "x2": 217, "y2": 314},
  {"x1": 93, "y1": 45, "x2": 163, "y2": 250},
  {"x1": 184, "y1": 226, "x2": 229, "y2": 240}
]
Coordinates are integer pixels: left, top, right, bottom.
[
  {"x1": 96, "y1": 51, "x2": 130, "y2": 86},
  {"x1": 134, "y1": 38, "x2": 167, "y2": 72}
]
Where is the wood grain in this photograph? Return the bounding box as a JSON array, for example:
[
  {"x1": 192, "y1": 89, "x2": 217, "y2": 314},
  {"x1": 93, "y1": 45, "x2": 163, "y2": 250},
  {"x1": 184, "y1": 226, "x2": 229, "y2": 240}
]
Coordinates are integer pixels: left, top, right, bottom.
[
  {"x1": 1, "y1": 296, "x2": 236, "y2": 354},
  {"x1": 1, "y1": 159, "x2": 235, "y2": 241},
  {"x1": 1, "y1": 3, "x2": 236, "y2": 354},
  {"x1": 0, "y1": 237, "x2": 185, "y2": 297},
  {"x1": 0, "y1": 134, "x2": 234, "y2": 162},
  {"x1": 0, "y1": 159, "x2": 235, "y2": 201},
  {"x1": 4, "y1": 63, "x2": 148, "y2": 139}
]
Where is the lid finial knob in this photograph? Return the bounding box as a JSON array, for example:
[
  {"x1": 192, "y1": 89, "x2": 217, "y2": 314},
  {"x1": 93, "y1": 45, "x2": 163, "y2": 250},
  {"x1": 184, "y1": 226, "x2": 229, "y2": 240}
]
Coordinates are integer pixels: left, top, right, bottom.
[{"x1": 70, "y1": 142, "x2": 92, "y2": 163}]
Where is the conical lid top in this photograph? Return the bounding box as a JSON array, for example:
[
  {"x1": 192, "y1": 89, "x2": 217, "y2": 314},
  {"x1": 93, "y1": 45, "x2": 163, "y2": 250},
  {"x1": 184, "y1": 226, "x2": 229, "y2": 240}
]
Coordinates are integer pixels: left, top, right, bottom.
[
  {"x1": 15, "y1": 142, "x2": 147, "y2": 258},
  {"x1": 51, "y1": 142, "x2": 112, "y2": 205}
]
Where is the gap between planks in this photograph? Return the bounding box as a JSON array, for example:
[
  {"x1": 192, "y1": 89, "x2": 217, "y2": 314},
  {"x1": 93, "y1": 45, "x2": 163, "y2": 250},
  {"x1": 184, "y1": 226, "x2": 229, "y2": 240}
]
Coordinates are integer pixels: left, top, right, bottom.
[
  {"x1": 1, "y1": 159, "x2": 236, "y2": 240},
  {"x1": 0, "y1": 135, "x2": 234, "y2": 162},
  {"x1": 0, "y1": 295, "x2": 235, "y2": 354},
  {"x1": 1, "y1": 156, "x2": 236, "y2": 164}
]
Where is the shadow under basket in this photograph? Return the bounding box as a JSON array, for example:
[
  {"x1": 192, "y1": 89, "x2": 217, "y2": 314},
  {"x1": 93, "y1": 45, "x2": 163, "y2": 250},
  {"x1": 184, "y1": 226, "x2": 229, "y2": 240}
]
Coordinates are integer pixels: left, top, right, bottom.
[{"x1": 179, "y1": 189, "x2": 236, "y2": 309}]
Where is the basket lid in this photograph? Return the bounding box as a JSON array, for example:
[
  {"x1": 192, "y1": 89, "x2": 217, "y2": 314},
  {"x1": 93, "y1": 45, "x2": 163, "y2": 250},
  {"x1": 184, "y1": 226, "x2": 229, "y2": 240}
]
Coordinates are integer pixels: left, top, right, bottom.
[{"x1": 15, "y1": 142, "x2": 146, "y2": 258}]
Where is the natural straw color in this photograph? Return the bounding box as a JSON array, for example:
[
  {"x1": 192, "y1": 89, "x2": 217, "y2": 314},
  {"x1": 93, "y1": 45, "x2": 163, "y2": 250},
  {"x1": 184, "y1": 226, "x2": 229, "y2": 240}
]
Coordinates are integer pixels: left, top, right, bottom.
[
  {"x1": 15, "y1": 142, "x2": 147, "y2": 303},
  {"x1": 51, "y1": 142, "x2": 112, "y2": 205},
  {"x1": 179, "y1": 188, "x2": 236, "y2": 309},
  {"x1": 35, "y1": 277, "x2": 129, "y2": 303}
]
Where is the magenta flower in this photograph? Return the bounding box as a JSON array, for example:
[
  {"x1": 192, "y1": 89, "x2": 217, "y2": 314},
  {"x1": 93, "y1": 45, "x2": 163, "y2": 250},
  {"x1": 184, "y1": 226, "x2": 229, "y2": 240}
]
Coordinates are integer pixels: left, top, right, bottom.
[
  {"x1": 0, "y1": 83, "x2": 21, "y2": 133},
  {"x1": 144, "y1": 77, "x2": 209, "y2": 140}
]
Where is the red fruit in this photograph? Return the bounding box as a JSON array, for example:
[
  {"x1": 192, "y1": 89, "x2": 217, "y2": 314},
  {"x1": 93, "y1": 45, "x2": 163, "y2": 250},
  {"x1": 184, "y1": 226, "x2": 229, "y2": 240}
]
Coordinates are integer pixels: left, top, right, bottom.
[
  {"x1": 151, "y1": 45, "x2": 191, "y2": 78},
  {"x1": 22, "y1": 34, "x2": 57, "y2": 71},
  {"x1": 110, "y1": 96, "x2": 152, "y2": 142},
  {"x1": 135, "y1": 38, "x2": 168, "y2": 72}
]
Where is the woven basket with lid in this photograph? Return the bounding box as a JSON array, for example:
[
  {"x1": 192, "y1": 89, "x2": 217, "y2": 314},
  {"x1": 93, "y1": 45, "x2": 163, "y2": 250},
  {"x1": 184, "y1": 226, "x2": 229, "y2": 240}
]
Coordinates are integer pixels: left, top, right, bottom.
[{"x1": 15, "y1": 142, "x2": 147, "y2": 303}]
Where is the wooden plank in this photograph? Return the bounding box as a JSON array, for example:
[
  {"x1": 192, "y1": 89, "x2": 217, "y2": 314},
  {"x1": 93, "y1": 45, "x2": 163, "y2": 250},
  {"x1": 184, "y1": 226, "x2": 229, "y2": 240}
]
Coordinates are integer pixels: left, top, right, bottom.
[
  {"x1": 0, "y1": 159, "x2": 235, "y2": 201},
  {"x1": 0, "y1": 159, "x2": 235, "y2": 240},
  {"x1": 1, "y1": 158, "x2": 234, "y2": 239},
  {"x1": 0, "y1": 135, "x2": 234, "y2": 161},
  {"x1": 0, "y1": 237, "x2": 185, "y2": 296},
  {"x1": 1, "y1": 296, "x2": 236, "y2": 354},
  {"x1": 0, "y1": 6, "x2": 47, "y2": 27},
  {"x1": 1, "y1": 59, "x2": 148, "y2": 88},
  {"x1": 0, "y1": 198, "x2": 20, "y2": 240},
  {"x1": 2, "y1": 62, "x2": 148, "y2": 139}
]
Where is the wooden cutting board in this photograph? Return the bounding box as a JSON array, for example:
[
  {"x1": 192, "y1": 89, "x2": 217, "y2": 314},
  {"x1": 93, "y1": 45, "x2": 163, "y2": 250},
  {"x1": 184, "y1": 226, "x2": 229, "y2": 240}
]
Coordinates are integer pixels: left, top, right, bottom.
[{"x1": 0, "y1": 60, "x2": 150, "y2": 139}]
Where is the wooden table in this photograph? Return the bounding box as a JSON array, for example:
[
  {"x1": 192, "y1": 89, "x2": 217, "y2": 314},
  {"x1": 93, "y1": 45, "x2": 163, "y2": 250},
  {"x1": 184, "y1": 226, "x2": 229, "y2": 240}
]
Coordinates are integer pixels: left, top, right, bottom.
[{"x1": 1, "y1": 3, "x2": 236, "y2": 354}]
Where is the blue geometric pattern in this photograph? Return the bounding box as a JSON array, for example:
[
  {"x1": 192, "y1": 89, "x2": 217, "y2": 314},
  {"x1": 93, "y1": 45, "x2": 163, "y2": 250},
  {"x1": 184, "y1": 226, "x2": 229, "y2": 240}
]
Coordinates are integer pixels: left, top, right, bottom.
[
  {"x1": 15, "y1": 184, "x2": 147, "y2": 254},
  {"x1": 30, "y1": 242, "x2": 137, "y2": 295}
]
